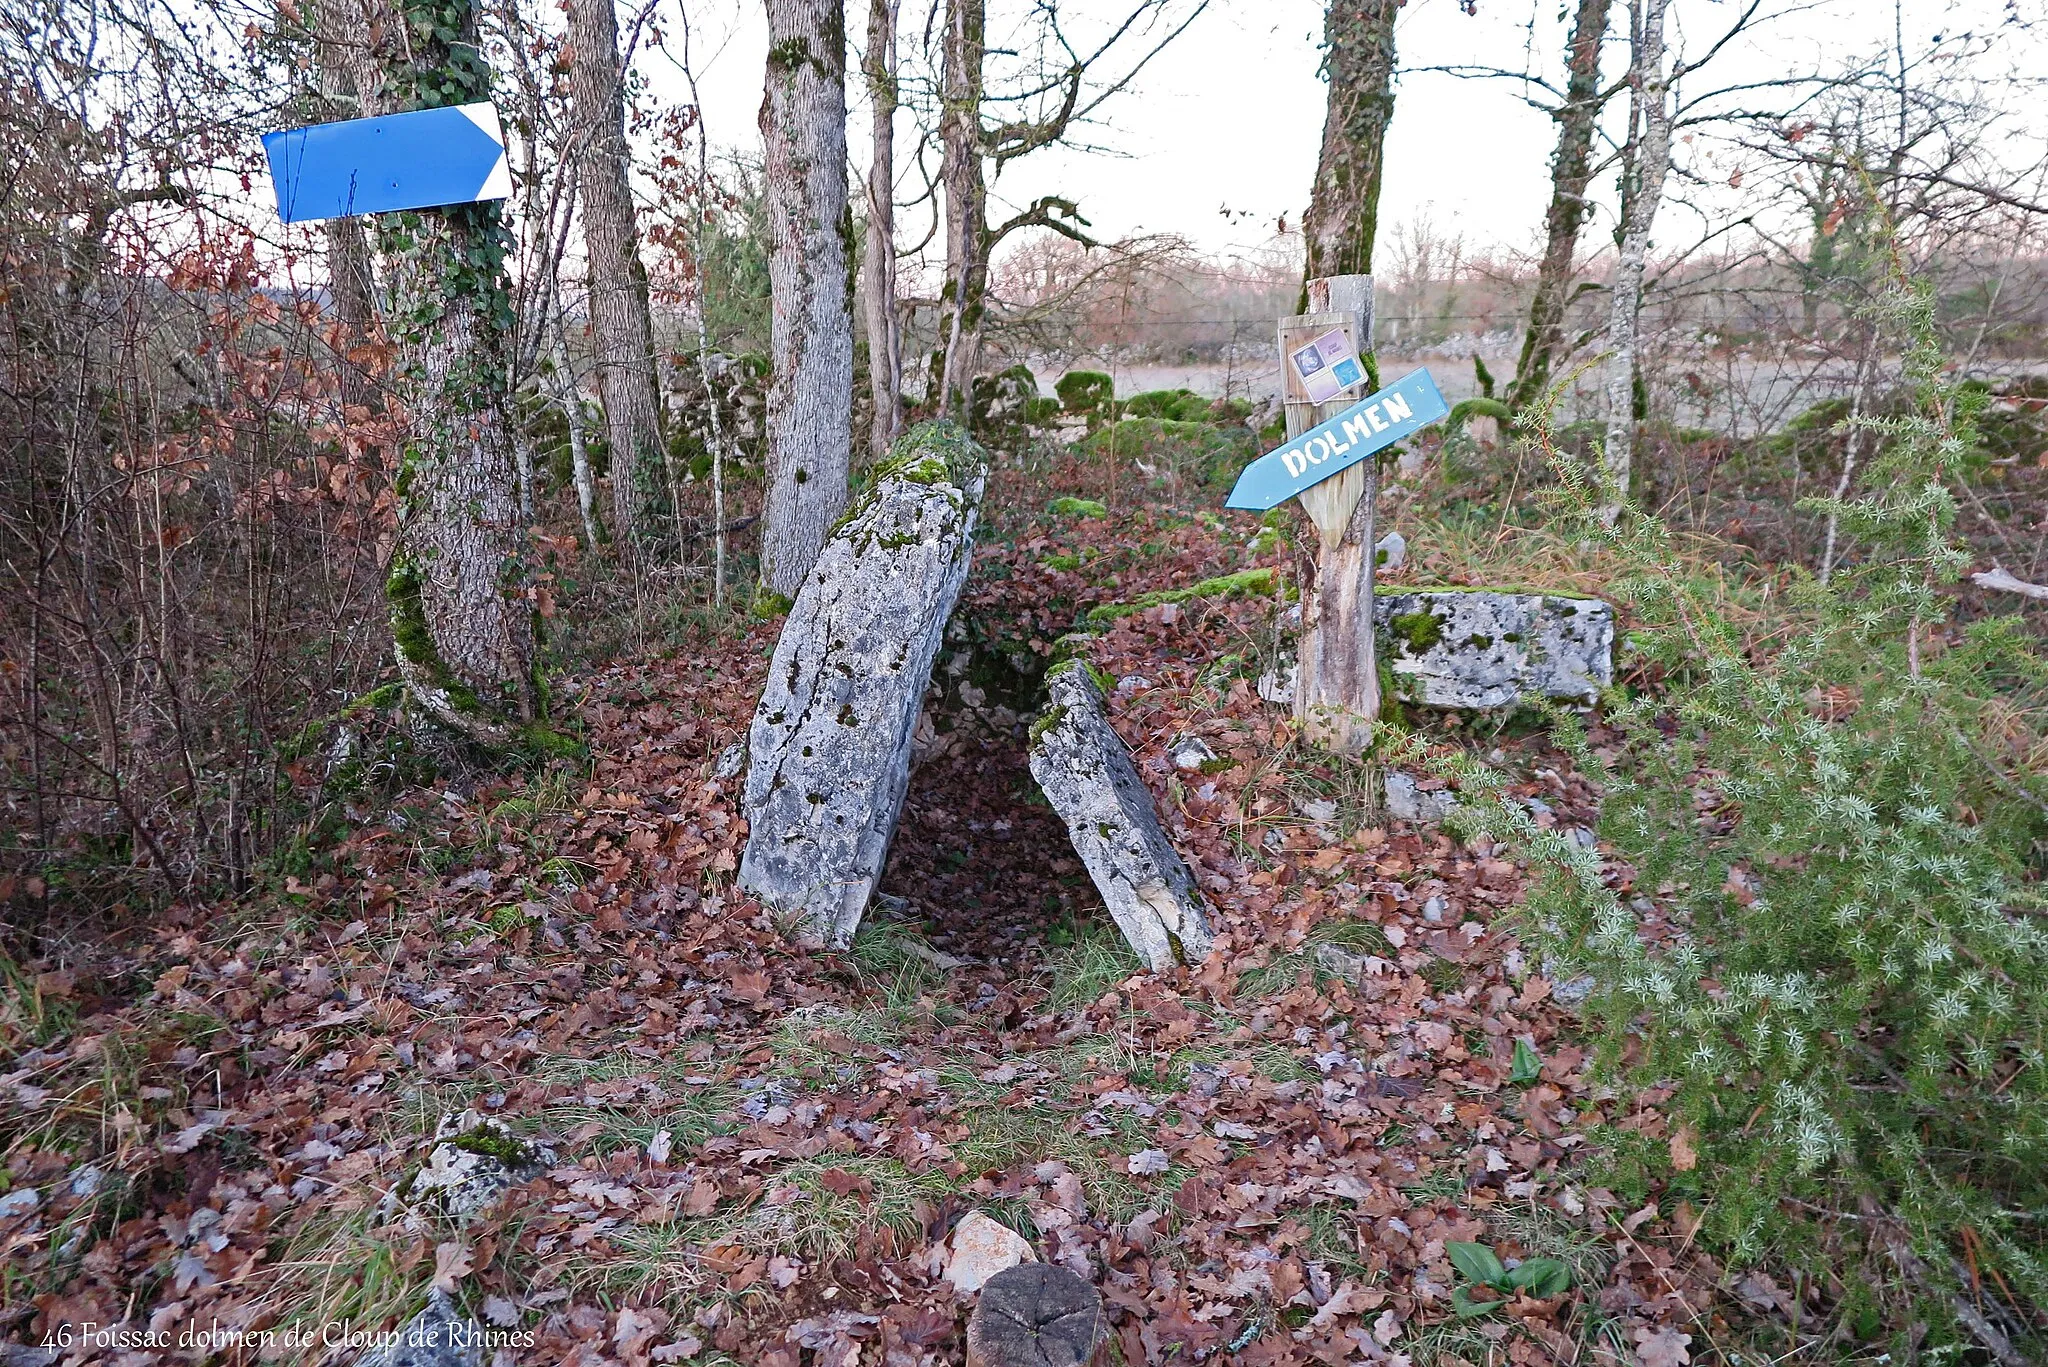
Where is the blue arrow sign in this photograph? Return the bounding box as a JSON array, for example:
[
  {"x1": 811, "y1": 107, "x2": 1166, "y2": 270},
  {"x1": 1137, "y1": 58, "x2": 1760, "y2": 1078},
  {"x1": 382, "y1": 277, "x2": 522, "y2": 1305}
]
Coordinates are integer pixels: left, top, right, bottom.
[
  {"x1": 263, "y1": 103, "x2": 512, "y2": 225},
  {"x1": 1225, "y1": 368, "x2": 1449, "y2": 511}
]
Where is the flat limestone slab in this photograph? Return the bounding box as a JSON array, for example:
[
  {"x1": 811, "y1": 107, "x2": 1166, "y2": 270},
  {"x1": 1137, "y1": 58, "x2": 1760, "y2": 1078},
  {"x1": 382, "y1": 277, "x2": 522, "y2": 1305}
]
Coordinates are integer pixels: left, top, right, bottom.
[
  {"x1": 1028, "y1": 665, "x2": 1213, "y2": 970},
  {"x1": 739, "y1": 425, "x2": 987, "y2": 946},
  {"x1": 1375, "y1": 589, "x2": 1612, "y2": 710}
]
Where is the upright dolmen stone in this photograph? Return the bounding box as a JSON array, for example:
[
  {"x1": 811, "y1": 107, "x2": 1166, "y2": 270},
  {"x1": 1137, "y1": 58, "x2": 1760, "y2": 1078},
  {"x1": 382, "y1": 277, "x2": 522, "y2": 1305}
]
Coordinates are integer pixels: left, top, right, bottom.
[
  {"x1": 1028, "y1": 663, "x2": 1214, "y2": 971},
  {"x1": 739, "y1": 423, "x2": 987, "y2": 946}
]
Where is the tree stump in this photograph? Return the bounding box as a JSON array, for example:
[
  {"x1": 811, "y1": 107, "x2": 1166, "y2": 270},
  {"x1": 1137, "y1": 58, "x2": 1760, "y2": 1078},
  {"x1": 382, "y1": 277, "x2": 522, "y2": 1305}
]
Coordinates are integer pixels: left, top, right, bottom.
[{"x1": 965, "y1": 1263, "x2": 1106, "y2": 1367}]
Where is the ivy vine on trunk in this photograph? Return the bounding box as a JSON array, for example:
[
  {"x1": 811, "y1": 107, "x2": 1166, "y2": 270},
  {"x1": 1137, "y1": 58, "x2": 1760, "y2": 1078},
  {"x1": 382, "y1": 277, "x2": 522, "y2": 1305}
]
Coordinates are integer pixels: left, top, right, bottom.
[{"x1": 361, "y1": 0, "x2": 540, "y2": 741}]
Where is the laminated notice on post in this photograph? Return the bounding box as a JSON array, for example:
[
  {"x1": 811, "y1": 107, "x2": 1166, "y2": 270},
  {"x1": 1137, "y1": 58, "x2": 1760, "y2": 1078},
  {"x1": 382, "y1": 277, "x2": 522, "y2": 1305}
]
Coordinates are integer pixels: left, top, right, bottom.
[{"x1": 1288, "y1": 327, "x2": 1366, "y2": 404}]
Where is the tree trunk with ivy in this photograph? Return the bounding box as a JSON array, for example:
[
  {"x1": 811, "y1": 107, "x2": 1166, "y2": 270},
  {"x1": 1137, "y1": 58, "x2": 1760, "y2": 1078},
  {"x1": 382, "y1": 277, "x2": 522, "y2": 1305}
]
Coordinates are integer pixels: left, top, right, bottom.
[
  {"x1": 933, "y1": 0, "x2": 987, "y2": 420},
  {"x1": 758, "y1": 0, "x2": 854, "y2": 599},
  {"x1": 861, "y1": 0, "x2": 903, "y2": 459},
  {"x1": 359, "y1": 0, "x2": 538, "y2": 739},
  {"x1": 1303, "y1": 1, "x2": 1400, "y2": 287},
  {"x1": 567, "y1": 0, "x2": 664, "y2": 546},
  {"x1": 1506, "y1": 0, "x2": 1611, "y2": 414}
]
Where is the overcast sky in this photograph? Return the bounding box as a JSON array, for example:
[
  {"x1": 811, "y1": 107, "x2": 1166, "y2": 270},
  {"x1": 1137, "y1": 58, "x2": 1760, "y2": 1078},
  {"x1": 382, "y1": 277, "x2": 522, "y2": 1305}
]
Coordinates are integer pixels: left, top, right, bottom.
[{"x1": 643, "y1": 0, "x2": 2043, "y2": 267}]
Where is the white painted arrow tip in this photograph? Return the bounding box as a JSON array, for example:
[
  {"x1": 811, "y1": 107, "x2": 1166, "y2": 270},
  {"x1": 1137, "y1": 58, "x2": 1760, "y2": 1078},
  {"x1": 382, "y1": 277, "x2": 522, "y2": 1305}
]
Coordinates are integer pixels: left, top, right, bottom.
[{"x1": 454, "y1": 103, "x2": 511, "y2": 203}]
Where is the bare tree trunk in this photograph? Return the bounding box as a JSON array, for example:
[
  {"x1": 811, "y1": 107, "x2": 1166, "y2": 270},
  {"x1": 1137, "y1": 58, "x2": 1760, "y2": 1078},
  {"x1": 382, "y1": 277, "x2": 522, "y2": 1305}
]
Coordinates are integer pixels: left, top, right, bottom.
[
  {"x1": 550, "y1": 299, "x2": 605, "y2": 553},
  {"x1": 1303, "y1": 1, "x2": 1400, "y2": 286},
  {"x1": 758, "y1": 0, "x2": 853, "y2": 598},
  {"x1": 315, "y1": 2, "x2": 382, "y2": 419},
  {"x1": 566, "y1": 0, "x2": 664, "y2": 547},
  {"x1": 935, "y1": 0, "x2": 987, "y2": 419},
  {"x1": 1507, "y1": 0, "x2": 1611, "y2": 414},
  {"x1": 1599, "y1": 0, "x2": 1671, "y2": 524},
  {"x1": 324, "y1": 221, "x2": 382, "y2": 421},
  {"x1": 358, "y1": 0, "x2": 538, "y2": 737},
  {"x1": 861, "y1": 0, "x2": 903, "y2": 459}
]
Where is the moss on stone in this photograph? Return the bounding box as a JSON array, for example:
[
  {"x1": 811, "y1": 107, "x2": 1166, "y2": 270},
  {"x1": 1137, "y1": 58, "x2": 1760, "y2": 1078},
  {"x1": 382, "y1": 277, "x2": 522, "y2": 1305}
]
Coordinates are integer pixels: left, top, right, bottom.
[
  {"x1": 450, "y1": 1125, "x2": 533, "y2": 1166},
  {"x1": 1121, "y1": 388, "x2": 1211, "y2": 423},
  {"x1": 1388, "y1": 609, "x2": 1444, "y2": 656},
  {"x1": 1083, "y1": 566, "x2": 1277, "y2": 626},
  {"x1": 1048, "y1": 496, "x2": 1108, "y2": 519},
  {"x1": 1378, "y1": 659, "x2": 1404, "y2": 722},
  {"x1": 1027, "y1": 702, "x2": 1070, "y2": 746},
  {"x1": 1055, "y1": 370, "x2": 1114, "y2": 416},
  {"x1": 829, "y1": 421, "x2": 986, "y2": 548}
]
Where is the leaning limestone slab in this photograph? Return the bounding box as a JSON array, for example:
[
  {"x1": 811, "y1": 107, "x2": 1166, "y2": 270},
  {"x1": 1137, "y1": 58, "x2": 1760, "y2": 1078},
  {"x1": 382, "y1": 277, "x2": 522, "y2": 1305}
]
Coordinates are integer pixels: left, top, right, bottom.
[
  {"x1": 1374, "y1": 589, "x2": 1613, "y2": 710},
  {"x1": 1028, "y1": 664, "x2": 1213, "y2": 970},
  {"x1": 739, "y1": 424, "x2": 987, "y2": 947}
]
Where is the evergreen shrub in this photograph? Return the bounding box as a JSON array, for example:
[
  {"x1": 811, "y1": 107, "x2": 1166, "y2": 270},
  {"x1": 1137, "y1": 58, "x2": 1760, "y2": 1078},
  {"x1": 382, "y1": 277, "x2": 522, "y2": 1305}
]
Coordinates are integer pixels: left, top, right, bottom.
[{"x1": 1446, "y1": 281, "x2": 2048, "y2": 1353}]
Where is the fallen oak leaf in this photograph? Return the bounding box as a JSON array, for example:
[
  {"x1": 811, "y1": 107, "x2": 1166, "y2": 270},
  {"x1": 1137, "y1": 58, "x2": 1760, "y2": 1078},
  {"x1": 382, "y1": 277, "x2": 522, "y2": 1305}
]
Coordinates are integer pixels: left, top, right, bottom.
[
  {"x1": 1633, "y1": 1325, "x2": 1692, "y2": 1367},
  {"x1": 1669, "y1": 1124, "x2": 1698, "y2": 1172},
  {"x1": 431, "y1": 1240, "x2": 473, "y2": 1293},
  {"x1": 1307, "y1": 1280, "x2": 1387, "y2": 1329}
]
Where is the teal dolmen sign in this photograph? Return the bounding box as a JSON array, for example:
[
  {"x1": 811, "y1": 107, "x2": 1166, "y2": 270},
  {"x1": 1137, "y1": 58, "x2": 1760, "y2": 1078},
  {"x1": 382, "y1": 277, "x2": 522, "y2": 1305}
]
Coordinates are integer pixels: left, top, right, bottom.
[
  {"x1": 262, "y1": 103, "x2": 512, "y2": 225},
  {"x1": 1225, "y1": 368, "x2": 1448, "y2": 511}
]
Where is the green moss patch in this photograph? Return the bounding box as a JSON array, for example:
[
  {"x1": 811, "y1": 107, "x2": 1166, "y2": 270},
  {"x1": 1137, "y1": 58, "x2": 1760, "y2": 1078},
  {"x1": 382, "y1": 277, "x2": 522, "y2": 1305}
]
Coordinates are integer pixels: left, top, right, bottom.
[
  {"x1": 1083, "y1": 567, "x2": 1277, "y2": 626},
  {"x1": 1055, "y1": 370, "x2": 1114, "y2": 416},
  {"x1": 1388, "y1": 609, "x2": 1445, "y2": 656}
]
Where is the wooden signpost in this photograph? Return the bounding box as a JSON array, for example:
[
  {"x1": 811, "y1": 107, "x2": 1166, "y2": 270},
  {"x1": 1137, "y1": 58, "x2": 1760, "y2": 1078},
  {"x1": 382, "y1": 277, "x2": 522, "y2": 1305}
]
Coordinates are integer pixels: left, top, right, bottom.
[
  {"x1": 1226, "y1": 275, "x2": 1448, "y2": 755},
  {"x1": 1287, "y1": 278, "x2": 1378, "y2": 755}
]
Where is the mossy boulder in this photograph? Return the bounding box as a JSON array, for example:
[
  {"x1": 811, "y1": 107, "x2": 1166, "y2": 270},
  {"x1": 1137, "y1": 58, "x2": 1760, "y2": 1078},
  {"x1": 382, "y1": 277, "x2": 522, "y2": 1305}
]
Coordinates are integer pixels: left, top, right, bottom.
[
  {"x1": 1121, "y1": 388, "x2": 1211, "y2": 423},
  {"x1": 1055, "y1": 370, "x2": 1115, "y2": 418},
  {"x1": 408, "y1": 1112, "x2": 550, "y2": 1221},
  {"x1": 971, "y1": 364, "x2": 1047, "y2": 451}
]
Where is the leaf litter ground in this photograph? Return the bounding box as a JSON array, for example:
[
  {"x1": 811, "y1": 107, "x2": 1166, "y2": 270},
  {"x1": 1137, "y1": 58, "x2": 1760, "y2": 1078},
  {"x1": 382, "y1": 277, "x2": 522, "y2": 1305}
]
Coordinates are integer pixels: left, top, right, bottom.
[{"x1": 4, "y1": 453, "x2": 1727, "y2": 1366}]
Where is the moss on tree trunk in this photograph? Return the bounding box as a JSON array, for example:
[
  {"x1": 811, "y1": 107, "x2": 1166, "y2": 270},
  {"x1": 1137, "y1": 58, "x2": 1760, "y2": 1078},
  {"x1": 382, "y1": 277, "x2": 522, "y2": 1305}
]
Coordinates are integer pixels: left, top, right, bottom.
[
  {"x1": 358, "y1": 0, "x2": 539, "y2": 740},
  {"x1": 1302, "y1": 0, "x2": 1400, "y2": 288},
  {"x1": 1507, "y1": 0, "x2": 1612, "y2": 413}
]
